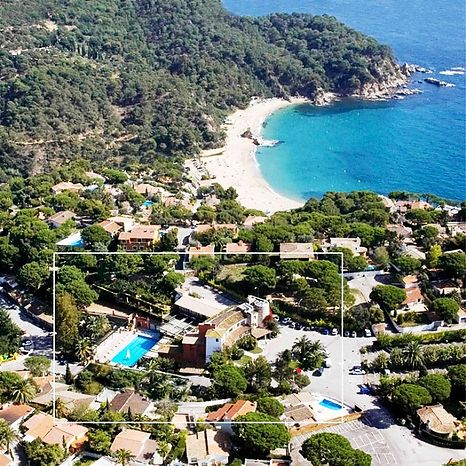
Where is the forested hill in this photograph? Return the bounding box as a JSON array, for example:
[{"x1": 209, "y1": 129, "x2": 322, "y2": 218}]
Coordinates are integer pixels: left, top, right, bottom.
[{"x1": 0, "y1": 0, "x2": 404, "y2": 174}]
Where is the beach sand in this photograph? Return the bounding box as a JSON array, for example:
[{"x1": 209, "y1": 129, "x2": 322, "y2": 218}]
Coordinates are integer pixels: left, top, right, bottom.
[{"x1": 201, "y1": 98, "x2": 308, "y2": 214}]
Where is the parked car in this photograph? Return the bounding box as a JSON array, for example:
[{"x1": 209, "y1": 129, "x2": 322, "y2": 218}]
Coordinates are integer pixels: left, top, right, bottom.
[
  {"x1": 331, "y1": 328, "x2": 338, "y2": 336},
  {"x1": 364, "y1": 328, "x2": 372, "y2": 337},
  {"x1": 324, "y1": 357, "x2": 332, "y2": 368},
  {"x1": 350, "y1": 367, "x2": 366, "y2": 375},
  {"x1": 316, "y1": 367, "x2": 324, "y2": 376},
  {"x1": 321, "y1": 328, "x2": 330, "y2": 335},
  {"x1": 282, "y1": 317, "x2": 291, "y2": 325},
  {"x1": 295, "y1": 323, "x2": 303, "y2": 330},
  {"x1": 22, "y1": 339, "x2": 33, "y2": 347},
  {"x1": 344, "y1": 330, "x2": 350, "y2": 337},
  {"x1": 303, "y1": 326, "x2": 311, "y2": 332},
  {"x1": 351, "y1": 331, "x2": 357, "y2": 338}
]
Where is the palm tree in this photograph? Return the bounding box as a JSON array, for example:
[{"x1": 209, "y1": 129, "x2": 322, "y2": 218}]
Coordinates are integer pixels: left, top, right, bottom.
[
  {"x1": 50, "y1": 397, "x2": 69, "y2": 419},
  {"x1": 157, "y1": 440, "x2": 170, "y2": 459},
  {"x1": 76, "y1": 338, "x2": 95, "y2": 365},
  {"x1": 0, "y1": 419, "x2": 17, "y2": 455},
  {"x1": 10, "y1": 379, "x2": 36, "y2": 404},
  {"x1": 403, "y1": 341, "x2": 424, "y2": 369},
  {"x1": 113, "y1": 448, "x2": 135, "y2": 466},
  {"x1": 291, "y1": 336, "x2": 327, "y2": 370}
]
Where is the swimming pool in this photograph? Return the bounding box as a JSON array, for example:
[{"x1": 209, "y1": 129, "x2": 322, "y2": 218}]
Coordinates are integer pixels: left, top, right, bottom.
[
  {"x1": 111, "y1": 334, "x2": 160, "y2": 367},
  {"x1": 142, "y1": 200, "x2": 154, "y2": 207},
  {"x1": 319, "y1": 398, "x2": 343, "y2": 411}
]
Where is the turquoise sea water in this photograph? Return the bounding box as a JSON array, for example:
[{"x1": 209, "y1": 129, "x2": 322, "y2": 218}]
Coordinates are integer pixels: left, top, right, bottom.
[{"x1": 224, "y1": 0, "x2": 466, "y2": 201}]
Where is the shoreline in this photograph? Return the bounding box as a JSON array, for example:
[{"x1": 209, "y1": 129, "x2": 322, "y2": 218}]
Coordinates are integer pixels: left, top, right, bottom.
[{"x1": 199, "y1": 97, "x2": 308, "y2": 214}]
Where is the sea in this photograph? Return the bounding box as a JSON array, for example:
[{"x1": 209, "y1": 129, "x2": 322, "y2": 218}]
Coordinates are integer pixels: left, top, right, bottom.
[{"x1": 223, "y1": 0, "x2": 466, "y2": 202}]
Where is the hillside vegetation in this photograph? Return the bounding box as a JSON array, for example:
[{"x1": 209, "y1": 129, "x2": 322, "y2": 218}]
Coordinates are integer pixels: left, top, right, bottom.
[{"x1": 0, "y1": 0, "x2": 403, "y2": 173}]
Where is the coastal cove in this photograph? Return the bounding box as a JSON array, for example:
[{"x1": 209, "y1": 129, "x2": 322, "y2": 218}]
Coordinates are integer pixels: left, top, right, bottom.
[{"x1": 223, "y1": 0, "x2": 466, "y2": 203}]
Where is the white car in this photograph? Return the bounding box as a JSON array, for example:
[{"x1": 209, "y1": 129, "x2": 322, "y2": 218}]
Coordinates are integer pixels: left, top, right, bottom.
[
  {"x1": 331, "y1": 328, "x2": 338, "y2": 336},
  {"x1": 350, "y1": 367, "x2": 366, "y2": 375}
]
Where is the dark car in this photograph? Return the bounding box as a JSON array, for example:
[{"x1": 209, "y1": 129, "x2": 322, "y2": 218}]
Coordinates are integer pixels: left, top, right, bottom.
[
  {"x1": 344, "y1": 330, "x2": 350, "y2": 337},
  {"x1": 321, "y1": 328, "x2": 330, "y2": 335}
]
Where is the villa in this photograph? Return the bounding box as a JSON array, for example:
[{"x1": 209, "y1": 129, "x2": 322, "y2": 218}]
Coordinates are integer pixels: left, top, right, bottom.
[
  {"x1": 432, "y1": 280, "x2": 462, "y2": 296},
  {"x1": 387, "y1": 224, "x2": 413, "y2": 239},
  {"x1": 327, "y1": 237, "x2": 367, "y2": 256},
  {"x1": 118, "y1": 224, "x2": 160, "y2": 251},
  {"x1": 185, "y1": 429, "x2": 231, "y2": 466},
  {"x1": 174, "y1": 294, "x2": 226, "y2": 321},
  {"x1": 51, "y1": 181, "x2": 84, "y2": 194},
  {"x1": 401, "y1": 286, "x2": 425, "y2": 311},
  {"x1": 225, "y1": 240, "x2": 252, "y2": 255},
  {"x1": 279, "y1": 242, "x2": 314, "y2": 260},
  {"x1": 417, "y1": 405, "x2": 464, "y2": 439},
  {"x1": 47, "y1": 210, "x2": 76, "y2": 228},
  {"x1": 108, "y1": 215, "x2": 136, "y2": 232},
  {"x1": 243, "y1": 215, "x2": 268, "y2": 229},
  {"x1": 98, "y1": 219, "x2": 122, "y2": 236},
  {"x1": 206, "y1": 399, "x2": 257, "y2": 424},
  {"x1": 0, "y1": 404, "x2": 33, "y2": 430},
  {"x1": 110, "y1": 429, "x2": 162, "y2": 465},
  {"x1": 23, "y1": 413, "x2": 88, "y2": 450},
  {"x1": 134, "y1": 183, "x2": 161, "y2": 197},
  {"x1": 187, "y1": 244, "x2": 215, "y2": 261},
  {"x1": 110, "y1": 389, "x2": 152, "y2": 416},
  {"x1": 31, "y1": 382, "x2": 95, "y2": 411}
]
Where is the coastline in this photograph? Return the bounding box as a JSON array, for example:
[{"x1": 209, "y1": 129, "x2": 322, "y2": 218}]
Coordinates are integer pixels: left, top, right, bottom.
[{"x1": 200, "y1": 98, "x2": 308, "y2": 214}]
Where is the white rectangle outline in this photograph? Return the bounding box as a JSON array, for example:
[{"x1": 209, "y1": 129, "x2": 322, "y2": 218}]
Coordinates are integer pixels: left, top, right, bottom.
[{"x1": 52, "y1": 251, "x2": 345, "y2": 425}]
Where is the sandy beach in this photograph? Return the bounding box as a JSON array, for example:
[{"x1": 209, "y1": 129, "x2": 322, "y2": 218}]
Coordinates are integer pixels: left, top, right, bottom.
[{"x1": 200, "y1": 98, "x2": 308, "y2": 214}]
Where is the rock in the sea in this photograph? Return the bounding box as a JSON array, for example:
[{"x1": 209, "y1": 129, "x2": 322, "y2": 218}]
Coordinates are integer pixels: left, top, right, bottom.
[
  {"x1": 424, "y1": 77, "x2": 455, "y2": 87},
  {"x1": 241, "y1": 129, "x2": 253, "y2": 139}
]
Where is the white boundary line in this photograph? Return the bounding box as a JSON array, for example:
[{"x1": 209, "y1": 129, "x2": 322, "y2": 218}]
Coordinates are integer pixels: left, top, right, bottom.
[{"x1": 52, "y1": 251, "x2": 345, "y2": 425}]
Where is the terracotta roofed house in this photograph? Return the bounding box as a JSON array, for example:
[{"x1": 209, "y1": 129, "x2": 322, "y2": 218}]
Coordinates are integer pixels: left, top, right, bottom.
[
  {"x1": 185, "y1": 429, "x2": 231, "y2": 465},
  {"x1": 206, "y1": 399, "x2": 256, "y2": 423},
  {"x1": 98, "y1": 219, "x2": 122, "y2": 236},
  {"x1": 417, "y1": 404, "x2": 460, "y2": 438},
  {"x1": 188, "y1": 244, "x2": 215, "y2": 261},
  {"x1": 0, "y1": 404, "x2": 33, "y2": 430},
  {"x1": 134, "y1": 183, "x2": 161, "y2": 196},
  {"x1": 118, "y1": 224, "x2": 160, "y2": 251},
  {"x1": 110, "y1": 428, "x2": 161, "y2": 464},
  {"x1": 225, "y1": 240, "x2": 252, "y2": 255},
  {"x1": 47, "y1": 210, "x2": 76, "y2": 228}
]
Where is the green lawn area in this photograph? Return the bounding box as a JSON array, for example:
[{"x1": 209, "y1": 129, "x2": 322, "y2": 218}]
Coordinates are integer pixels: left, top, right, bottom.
[
  {"x1": 249, "y1": 346, "x2": 263, "y2": 354},
  {"x1": 237, "y1": 355, "x2": 252, "y2": 366},
  {"x1": 216, "y1": 264, "x2": 247, "y2": 284}
]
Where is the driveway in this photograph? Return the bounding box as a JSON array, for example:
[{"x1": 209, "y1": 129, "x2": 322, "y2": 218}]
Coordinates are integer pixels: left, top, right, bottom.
[{"x1": 346, "y1": 271, "x2": 393, "y2": 304}]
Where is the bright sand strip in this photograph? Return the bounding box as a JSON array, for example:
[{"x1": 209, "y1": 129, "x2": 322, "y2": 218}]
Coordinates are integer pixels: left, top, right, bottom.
[{"x1": 201, "y1": 98, "x2": 307, "y2": 214}]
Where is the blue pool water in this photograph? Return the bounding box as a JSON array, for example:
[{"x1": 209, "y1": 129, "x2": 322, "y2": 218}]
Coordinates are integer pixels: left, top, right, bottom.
[
  {"x1": 319, "y1": 398, "x2": 343, "y2": 411},
  {"x1": 224, "y1": 0, "x2": 465, "y2": 201},
  {"x1": 142, "y1": 200, "x2": 154, "y2": 207},
  {"x1": 111, "y1": 334, "x2": 160, "y2": 367}
]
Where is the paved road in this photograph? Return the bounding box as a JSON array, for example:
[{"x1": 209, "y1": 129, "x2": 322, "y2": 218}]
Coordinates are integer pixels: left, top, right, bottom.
[{"x1": 0, "y1": 292, "x2": 47, "y2": 337}]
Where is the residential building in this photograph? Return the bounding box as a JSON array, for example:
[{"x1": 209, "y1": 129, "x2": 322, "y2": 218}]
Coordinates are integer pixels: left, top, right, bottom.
[
  {"x1": 187, "y1": 244, "x2": 215, "y2": 261},
  {"x1": 279, "y1": 243, "x2": 314, "y2": 260},
  {"x1": 327, "y1": 237, "x2": 367, "y2": 256},
  {"x1": 118, "y1": 224, "x2": 160, "y2": 251},
  {"x1": 23, "y1": 413, "x2": 88, "y2": 450},
  {"x1": 402, "y1": 286, "x2": 424, "y2": 310},
  {"x1": 417, "y1": 405, "x2": 463, "y2": 439},
  {"x1": 98, "y1": 219, "x2": 122, "y2": 237},
  {"x1": 176, "y1": 296, "x2": 271, "y2": 366},
  {"x1": 446, "y1": 222, "x2": 466, "y2": 237},
  {"x1": 387, "y1": 224, "x2": 413, "y2": 239},
  {"x1": 243, "y1": 216, "x2": 268, "y2": 229},
  {"x1": 402, "y1": 244, "x2": 426, "y2": 261},
  {"x1": 31, "y1": 382, "x2": 94, "y2": 411},
  {"x1": 0, "y1": 404, "x2": 33, "y2": 430},
  {"x1": 85, "y1": 171, "x2": 105, "y2": 181},
  {"x1": 432, "y1": 280, "x2": 462, "y2": 296},
  {"x1": 134, "y1": 183, "x2": 161, "y2": 197},
  {"x1": 206, "y1": 400, "x2": 256, "y2": 423},
  {"x1": 0, "y1": 454, "x2": 13, "y2": 466},
  {"x1": 47, "y1": 210, "x2": 76, "y2": 228},
  {"x1": 51, "y1": 181, "x2": 84, "y2": 194},
  {"x1": 110, "y1": 429, "x2": 162, "y2": 465},
  {"x1": 110, "y1": 389, "x2": 152, "y2": 416},
  {"x1": 225, "y1": 241, "x2": 252, "y2": 255},
  {"x1": 401, "y1": 275, "x2": 419, "y2": 289},
  {"x1": 108, "y1": 216, "x2": 135, "y2": 232},
  {"x1": 185, "y1": 429, "x2": 231, "y2": 465}
]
